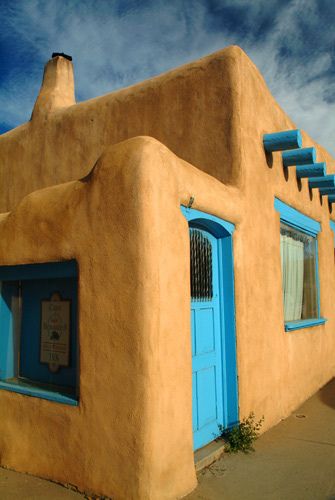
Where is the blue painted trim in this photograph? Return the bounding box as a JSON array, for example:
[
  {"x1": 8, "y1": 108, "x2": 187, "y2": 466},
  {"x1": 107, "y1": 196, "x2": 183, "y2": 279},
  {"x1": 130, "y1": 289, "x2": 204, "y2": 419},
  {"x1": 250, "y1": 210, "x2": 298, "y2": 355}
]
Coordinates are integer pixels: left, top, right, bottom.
[
  {"x1": 0, "y1": 283, "x2": 18, "y2": 379},
  {"x1": 330, "y1": 221, "x2": 335, "y2": 244},
  {"x1": 218, "y1": 235, "x2": 239, "y2": 429},
  {"x1": 274, "y1": 198, "x2": 320, "y2": 236},
  {"x1": 328, "y1": 196, "x2": 335, "y2": 204},
  {"x1": 180, "y1": 206, "x2": 235, "y2": 235},
  {"x1": 0, "y1": 260, "x2": 78, "y2": 281},
  {"x1": 181, "y1": 206, "x2": 239, "y2": 443},
  {"x1": 263, "y1": 130, "x2": 302, "y2": 152},
  {"x1": 285, "y1": 318, "x2": 327, "y2": 332},
  {"x1": 296, "y1": 162, "x2": 326, "y2": 179},
  {"x1": 320, "y1": 187, "x2": 335, "y2": 196},
  {"x1": 308, "y1": 175, "x2": 335, "y2": 189},
  {"x1": 0, "y1": 381, "x2": 78, "y2": 405},
  {"x1": 282, "y1": 147, "x2": 316, "y2": 167},
  {"x1": 315, "y1": 239, "x2": 321, "y2": 318}
]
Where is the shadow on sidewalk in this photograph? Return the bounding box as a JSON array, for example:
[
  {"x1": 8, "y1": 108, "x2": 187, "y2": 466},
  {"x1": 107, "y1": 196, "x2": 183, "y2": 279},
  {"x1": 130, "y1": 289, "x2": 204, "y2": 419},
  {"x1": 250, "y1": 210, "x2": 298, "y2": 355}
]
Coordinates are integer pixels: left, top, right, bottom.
[{"x1": 318, "y1": 378, "x2": 335, "y2": 410}]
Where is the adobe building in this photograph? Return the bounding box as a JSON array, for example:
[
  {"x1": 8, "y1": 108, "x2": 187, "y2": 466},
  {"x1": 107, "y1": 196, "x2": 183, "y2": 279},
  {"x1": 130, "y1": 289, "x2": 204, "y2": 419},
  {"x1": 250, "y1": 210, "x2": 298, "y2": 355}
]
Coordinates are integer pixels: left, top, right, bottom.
[{"x1": 0, "y1": 46, "x2": 334, "y2": 499}]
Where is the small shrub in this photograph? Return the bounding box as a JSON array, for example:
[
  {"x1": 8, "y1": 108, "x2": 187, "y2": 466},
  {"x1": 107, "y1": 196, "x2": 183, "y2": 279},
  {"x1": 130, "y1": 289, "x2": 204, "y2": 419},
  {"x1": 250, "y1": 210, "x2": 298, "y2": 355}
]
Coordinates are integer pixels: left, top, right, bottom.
[{"x1": 219, "y1": 413, "x2": 264, "y2": 454}]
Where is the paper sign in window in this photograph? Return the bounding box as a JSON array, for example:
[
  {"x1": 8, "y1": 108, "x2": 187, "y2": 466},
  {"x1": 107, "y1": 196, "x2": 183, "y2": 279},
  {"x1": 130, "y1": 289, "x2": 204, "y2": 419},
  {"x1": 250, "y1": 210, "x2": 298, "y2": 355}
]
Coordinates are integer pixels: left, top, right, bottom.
[{"x1": 40, "y1": 296, "x2": 70, "y2": 368}]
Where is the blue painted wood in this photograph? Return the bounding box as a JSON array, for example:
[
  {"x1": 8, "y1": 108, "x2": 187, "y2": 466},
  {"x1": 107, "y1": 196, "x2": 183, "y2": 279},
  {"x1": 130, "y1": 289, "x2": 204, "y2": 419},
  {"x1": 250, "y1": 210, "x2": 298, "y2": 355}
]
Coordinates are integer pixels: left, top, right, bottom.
[
  {"x1": 274, "y1": 198, "x2": 320, "y2": 236},
  {"x1": 0, "y1": 380, "x2": 78, "y2": 405},
  {"x1": 285, "y1": 318, "x2": 327, "y2": 332},
  {"x1": 181, "y1": 206, "x2": 239, "y2": 450},
  {"x1": 190, "y1": 229, "x2": 223, "y2": 450},
  {"x1": 308, "y1": 175, "x2": 335, "y2": 189},
  {"x1": 0, "y1": 260, "x2": 77, "y2": 281},
  {"x1": 330, "y1": 221, "x2": 335, "y2": 243},
  {"x1": 319, "y1": 187, "x2": 335, "y2": 196},
  {"x1": 219, "y1": 236, "x2": 238, "y2": 429},
  {"x1": 315, "y1": 240, "x2": 321, "y2": 319},
  {"x1": 263, "y1": 129, "x2": 302, "y2": 152},
  {"x1": 282, "y1": 147, "x2": 316, "y2": 167},
  {"x1": 0, "y1": 283, "x2": 19, "y2": 380},
  {"x1": 296, "y1": 162, "x2": 326, "y2": 179},
  {"x1": 181, "y1": 206, "x2": 235, "y2": 235},
  {"x1": 328, "y1": 196, "x2": 335, "y2": 204}
]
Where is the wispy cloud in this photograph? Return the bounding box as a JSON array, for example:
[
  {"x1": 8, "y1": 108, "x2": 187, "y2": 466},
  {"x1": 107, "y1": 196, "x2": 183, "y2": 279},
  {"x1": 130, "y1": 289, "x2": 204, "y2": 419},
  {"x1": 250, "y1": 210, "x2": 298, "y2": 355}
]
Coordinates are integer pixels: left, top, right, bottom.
[
  {"x1": 244, "y1": 0, "x2": 335, "y2": 154},
  {"x1": 0, "y1": 0, "x2": 334, "y2": 155}
]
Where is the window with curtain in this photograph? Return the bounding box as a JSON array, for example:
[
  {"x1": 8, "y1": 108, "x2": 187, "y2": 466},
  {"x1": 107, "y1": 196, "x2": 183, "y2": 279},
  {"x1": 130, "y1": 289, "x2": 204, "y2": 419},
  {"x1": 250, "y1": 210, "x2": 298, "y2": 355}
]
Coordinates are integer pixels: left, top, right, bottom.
[
  {"x1": 280, "y1": 223, "x2": 318, "y2": 321},
  {"x1": 275, "y1": 198, "x2": 325, "y2": 331}
]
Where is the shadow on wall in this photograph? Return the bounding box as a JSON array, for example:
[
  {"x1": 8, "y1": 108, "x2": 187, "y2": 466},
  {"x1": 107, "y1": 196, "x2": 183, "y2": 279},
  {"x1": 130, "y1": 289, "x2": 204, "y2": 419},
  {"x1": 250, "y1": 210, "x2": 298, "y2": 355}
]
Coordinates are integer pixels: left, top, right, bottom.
[{"x1": 318, "y1": 378, "x2": 335, "y2": 410}]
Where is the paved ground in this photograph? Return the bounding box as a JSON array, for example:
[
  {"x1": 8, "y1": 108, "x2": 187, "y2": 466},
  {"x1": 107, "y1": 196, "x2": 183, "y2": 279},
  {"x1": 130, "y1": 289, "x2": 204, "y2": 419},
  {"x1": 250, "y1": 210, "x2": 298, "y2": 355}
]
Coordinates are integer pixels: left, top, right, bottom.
[
  {"x1": 187, "y1": 377, "x2": 335, "y2": 500},
  {"x1": 0, "y1": 468, "x2": 84, "y2": 499},
  {"x1": 1, "y1": 378, "x2": 335, "y2": 499}
]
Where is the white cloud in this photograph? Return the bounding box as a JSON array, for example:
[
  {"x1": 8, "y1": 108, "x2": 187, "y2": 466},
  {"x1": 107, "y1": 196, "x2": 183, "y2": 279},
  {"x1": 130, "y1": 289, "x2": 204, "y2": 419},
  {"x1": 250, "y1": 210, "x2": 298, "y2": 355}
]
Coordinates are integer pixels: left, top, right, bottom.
[
  {"x1": 0, "y1": 0, "x2": 334, "y2": 156},
  {"x1": 242, "y1": 0, "x2": 335, "y2": 155}
]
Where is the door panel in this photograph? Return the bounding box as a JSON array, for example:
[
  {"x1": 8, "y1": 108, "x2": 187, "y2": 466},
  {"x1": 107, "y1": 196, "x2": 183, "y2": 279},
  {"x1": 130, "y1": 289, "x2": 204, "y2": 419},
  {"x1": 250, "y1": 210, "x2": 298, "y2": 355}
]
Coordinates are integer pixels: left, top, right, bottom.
[
  {"x1": 194, "y1": 308, "x2": 215, "y2": 354},
  {"x1": 197, "y1": 366, "x2": 217, "y2": 426}
]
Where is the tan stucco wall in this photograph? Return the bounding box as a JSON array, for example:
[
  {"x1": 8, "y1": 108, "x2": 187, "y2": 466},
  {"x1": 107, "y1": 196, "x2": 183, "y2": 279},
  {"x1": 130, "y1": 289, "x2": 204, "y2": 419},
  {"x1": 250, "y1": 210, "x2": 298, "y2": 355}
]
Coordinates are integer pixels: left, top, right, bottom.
[
  {"x1": 0, "y1": 46, "x2": 335, "y2": 498},
  {"x1": 234, "y1": 51, "x2": 335, "y2": 425}
]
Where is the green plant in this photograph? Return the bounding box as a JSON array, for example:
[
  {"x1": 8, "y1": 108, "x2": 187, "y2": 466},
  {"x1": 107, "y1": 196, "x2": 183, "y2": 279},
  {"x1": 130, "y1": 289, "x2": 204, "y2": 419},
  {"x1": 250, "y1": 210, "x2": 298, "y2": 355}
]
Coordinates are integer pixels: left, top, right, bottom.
[{"x1": 219, "y1": 413, "x2": 264, "y2": 454}]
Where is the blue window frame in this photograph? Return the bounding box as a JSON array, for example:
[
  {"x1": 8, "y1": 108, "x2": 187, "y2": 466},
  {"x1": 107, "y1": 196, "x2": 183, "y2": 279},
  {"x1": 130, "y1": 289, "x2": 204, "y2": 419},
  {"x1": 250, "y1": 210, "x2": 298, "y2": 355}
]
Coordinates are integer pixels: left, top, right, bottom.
[
  {"x1": 0, "y1": 260, "x2": 79, "y2": 405},
  {"x1": 330, "y1": 221, "x2": 335, "y2": 245},
  {"x1": 274, "y1": 199, "x2": 326, "y2": 332}
]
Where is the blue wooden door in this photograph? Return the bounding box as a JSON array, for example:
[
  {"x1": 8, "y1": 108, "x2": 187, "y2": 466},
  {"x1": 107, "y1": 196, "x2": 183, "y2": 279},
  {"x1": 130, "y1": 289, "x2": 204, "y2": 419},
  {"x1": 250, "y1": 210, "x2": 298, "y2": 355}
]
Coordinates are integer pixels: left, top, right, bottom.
[{"x1": 190, "y1": 228, "x2": 224, "y2": 450}]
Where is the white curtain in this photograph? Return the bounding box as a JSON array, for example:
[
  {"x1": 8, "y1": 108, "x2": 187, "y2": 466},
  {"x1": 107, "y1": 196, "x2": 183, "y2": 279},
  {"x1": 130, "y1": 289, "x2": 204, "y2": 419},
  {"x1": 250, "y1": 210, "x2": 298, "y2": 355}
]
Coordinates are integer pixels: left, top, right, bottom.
[{"x1": 280, "y1": 234, "x2": 304, "y2": 321}]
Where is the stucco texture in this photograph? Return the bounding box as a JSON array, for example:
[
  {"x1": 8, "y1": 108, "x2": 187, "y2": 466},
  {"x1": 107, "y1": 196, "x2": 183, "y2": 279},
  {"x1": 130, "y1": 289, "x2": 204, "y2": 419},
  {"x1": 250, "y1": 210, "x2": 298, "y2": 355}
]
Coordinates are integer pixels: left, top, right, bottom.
[{"x1": 0, "y1": 46, "x2": 335, "y2": 499}]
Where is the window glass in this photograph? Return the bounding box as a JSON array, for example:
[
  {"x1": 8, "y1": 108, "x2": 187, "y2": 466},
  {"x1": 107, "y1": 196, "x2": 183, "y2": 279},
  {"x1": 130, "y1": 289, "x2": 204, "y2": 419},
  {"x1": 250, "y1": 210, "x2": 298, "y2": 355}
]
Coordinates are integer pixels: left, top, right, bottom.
[
  {"x1": 280, "y1": 223, "x2": 318, "y2": 321},
  {"x1": 0, "y1": 261, "x2": 78, "y2": 403},
  {"x1": 190, "y1": 229, "x2": 213, "y2": 301}
]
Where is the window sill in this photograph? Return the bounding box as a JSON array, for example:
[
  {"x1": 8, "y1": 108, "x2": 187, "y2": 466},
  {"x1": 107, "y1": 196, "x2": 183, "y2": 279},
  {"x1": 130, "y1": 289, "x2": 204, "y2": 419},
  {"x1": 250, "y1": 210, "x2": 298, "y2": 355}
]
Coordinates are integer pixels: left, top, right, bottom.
[
  {"x1": 285, "y1": 318, "x2": 327, "y2": 332},
  {"x1": 0, "y1": 380, "x2": 78, "y2": 406}
]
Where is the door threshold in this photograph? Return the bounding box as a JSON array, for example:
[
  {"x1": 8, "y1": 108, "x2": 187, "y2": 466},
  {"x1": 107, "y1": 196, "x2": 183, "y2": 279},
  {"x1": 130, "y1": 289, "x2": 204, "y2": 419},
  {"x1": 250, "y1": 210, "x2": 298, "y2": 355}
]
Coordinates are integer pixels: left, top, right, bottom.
[{"x1": 194, "y1": 439, "x2": 225, "y2": 472}]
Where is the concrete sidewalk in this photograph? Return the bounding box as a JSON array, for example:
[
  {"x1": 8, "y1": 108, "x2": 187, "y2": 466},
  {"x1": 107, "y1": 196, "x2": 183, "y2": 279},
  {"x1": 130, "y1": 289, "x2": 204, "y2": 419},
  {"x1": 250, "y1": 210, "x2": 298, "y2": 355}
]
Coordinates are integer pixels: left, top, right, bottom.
[
  {"x1": 1, "y1": 378, "x2": 335, "y2": 499},
  {"x1": 0, "y1": 467, "x2": 84, "y2": 499},
  {"x1": 187, "y1": 377, "x2": 335, "y2": 500}
]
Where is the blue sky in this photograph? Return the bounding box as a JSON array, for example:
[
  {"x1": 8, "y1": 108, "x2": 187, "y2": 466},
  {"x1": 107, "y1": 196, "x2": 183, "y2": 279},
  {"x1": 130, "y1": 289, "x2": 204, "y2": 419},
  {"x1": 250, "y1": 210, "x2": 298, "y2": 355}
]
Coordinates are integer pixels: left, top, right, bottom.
[{"x1": 0, "y1": 0, "x2": 334, "y2": 155}]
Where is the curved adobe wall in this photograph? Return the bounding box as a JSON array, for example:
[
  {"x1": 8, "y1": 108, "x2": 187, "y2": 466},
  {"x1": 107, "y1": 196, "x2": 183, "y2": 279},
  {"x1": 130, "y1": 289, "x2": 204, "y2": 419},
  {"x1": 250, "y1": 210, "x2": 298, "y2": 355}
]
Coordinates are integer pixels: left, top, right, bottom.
[
  {"x1": 0, "y1": 137, "x2": 203, "y2": 499},
  {"x1": 0, "y1": 135, "x2": 243, "y2": 499}
]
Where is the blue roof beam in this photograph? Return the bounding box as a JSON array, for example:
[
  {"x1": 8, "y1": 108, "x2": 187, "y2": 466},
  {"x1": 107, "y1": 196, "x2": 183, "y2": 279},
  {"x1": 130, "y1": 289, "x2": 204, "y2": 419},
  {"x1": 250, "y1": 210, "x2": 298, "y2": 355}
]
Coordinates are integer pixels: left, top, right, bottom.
[
  {"x1": 282, "y1": 147, "x2": 316, "y2": 167},
  {"x1": 263, "y1": 129, "x2": 302, "y2": 152},
  {"x1": 328, "y1": 195, "x2": 335, "y2": 204},
  {"x1": 309, "y1": 175, "x2": 335, "y2": 190},
  {"x1": 319, "y1": 187, "x2": 335, "y2": 196},
  {"x1": 296, "y1": 162, "x2": 326, "y2": 179}
]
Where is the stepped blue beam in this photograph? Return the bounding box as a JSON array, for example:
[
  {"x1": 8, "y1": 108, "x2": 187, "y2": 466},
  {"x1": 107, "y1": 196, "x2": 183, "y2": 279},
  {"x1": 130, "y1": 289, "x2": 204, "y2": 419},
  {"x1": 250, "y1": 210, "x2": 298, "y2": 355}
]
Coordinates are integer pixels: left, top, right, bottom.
[
  {"x1": 282, "y1": 147, "x2": 316, "y2": 167},
  {"x1": 319, "y1": 187, "x2": 335, "y2": 196},
  {"x1": 263, "y1": 129, "x2": 302, "y2": 152},
  {"x1": 296, "y1": 162, "x2": 326, "y2": 179},
  {"x1": 328, "y1": 195, "x2": 335, "y2": 204},
  {"x1": 309, "y1": 175, "x2": 335, "y2": 189}
]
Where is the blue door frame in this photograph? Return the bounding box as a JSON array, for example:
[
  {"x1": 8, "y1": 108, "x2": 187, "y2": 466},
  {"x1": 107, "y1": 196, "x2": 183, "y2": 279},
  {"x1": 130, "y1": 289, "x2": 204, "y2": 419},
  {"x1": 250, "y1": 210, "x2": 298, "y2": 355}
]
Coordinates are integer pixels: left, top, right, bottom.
[{"x1": 181, "y1": 207, "x2": 239, "y2": 450}]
